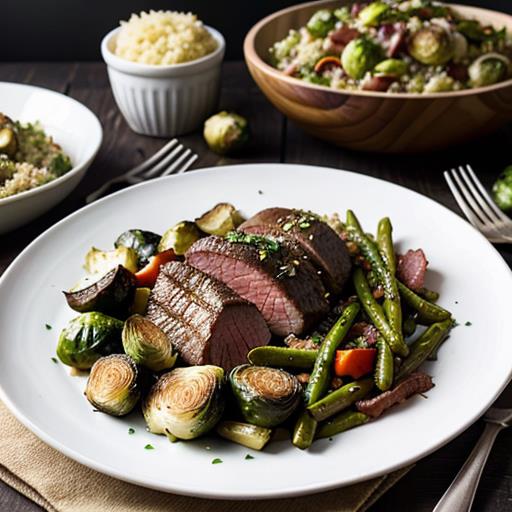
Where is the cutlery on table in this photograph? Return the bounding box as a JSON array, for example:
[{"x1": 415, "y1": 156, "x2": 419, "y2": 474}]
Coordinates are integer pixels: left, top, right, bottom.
[
  {"x1": 444, "y1": 164, "x2": 512, "y2": 243},
  {"x1": 86, "y1": 139, "x2": 198, "y2": 203}
]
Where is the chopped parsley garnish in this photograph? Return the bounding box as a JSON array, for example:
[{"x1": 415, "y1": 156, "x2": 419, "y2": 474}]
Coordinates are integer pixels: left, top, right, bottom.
[
  {"x1": 211, "y1": 458, "x2": 223, "y2": 464},
  {"x1": 225, "y1": 231, "x2": 280, "y2": 261},
  {"x1": 144, "y1": 444, "x2": 154, "y2": 450},
  {"x1": 128, "y1": 428, "x2": 135, "y2": 435},
  {"x1": 465, "y1": 321, "x2": 472, "y2": 326},
  {"x1": 51, "y1": 357, "x2": 58, "y2": 364},
  {"x1": 258, "y1": 190, "x2": 263, "y2": 195},
  {"x1": 245, "y1": 454, "x2": 255, "y2": 460},
  {"x1": 45, "y1": 324, "x2": 52, "y2": 330}
]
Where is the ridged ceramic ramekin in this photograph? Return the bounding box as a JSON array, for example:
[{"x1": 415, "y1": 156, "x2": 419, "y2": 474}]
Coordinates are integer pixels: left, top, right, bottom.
[{"x1": 101, "y1": 26, "x2": 225, "y2": 137}]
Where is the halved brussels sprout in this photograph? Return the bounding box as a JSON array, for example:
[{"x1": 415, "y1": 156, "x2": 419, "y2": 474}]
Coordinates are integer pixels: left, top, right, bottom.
[
  {"x1": 203, "y1": 111, "x2": 249, "y2": 155},
  {"x1": 341, "y1": 38, "x2": 383, "y2": 79},
  {"x1": 85, "y1": 354, "x2": 141, "y2": 416},
  {"x1": 358, "y1": 2, "x2": 389, "y2": 27},
  {"x1": 216, "y1": 421, "x2": 272, "y2": 450},
  {"x1": 143, "y1": 365, "x2": 225, "y2": 440},
  {"x1": 56, "y1": 312, "x2": 123, "y2": 369},
  {"x1": 114, "y1": 229, "x2": 161, "y2": 267},
  {"x1": 468, "y1": 53, "x2": 510, "y2": 87},
  {"x1": 408, "y1": 26, "x2": 454, "y2": 66},
  {"x1": 84, "y1": 246, "x2": 138, "y2": 275},
  {"x1": 306, "y1": 9, "x2": 336, "y2": 38},
  {"x1": 122, "y1": 314, "x2": 177, "y2": 372},
  {"x1": 229, "y1": 365, "x2": 302, "y2": 428},
  {"x1": 492, "y1": 165, "x2": 512, "y2": 212},
  {"x1": 158, "y1": 221, "x2": 202, "y2": 255},
  {"x1": 374, "y1": 58, "x2": 408, "y2": 77},
  {"x1": 0, "y1": 128, "x2": 18, "y2": 158},
  {"x1": 195, "y1": 203, "x2": 244, "y2": 236},
  {"x1": 64, "y1": 265, "x2": 135, "y2": 316}
]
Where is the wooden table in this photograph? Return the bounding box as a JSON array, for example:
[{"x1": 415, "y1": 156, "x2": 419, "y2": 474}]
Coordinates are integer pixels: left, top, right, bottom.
[{"x1": 1, "y1": 62, "x2": 512, "y2": 512}]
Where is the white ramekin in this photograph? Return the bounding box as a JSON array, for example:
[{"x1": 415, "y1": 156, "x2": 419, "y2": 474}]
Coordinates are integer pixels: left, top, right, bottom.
[{"x1": 101, "y1": 26, "x2": 225, "y2": 137}]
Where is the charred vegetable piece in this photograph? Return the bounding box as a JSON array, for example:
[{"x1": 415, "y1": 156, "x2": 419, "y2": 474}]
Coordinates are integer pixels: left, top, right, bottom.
[
  {"x1": 64, "y1": 265, "x2": 136, "y2": 316},
  {"x1": 56, "y1": 312, "x2": 123, "y2": 369},
  {"x1": 134, "y1": 249, "x2": 176, "y2": 288},
  {"x1": 247, "y1": 346, "x2": 318, "y2": 369},
  {"x1": 143, "y1": 365, "x2": 225, "y2": 440},
  {"x1": 114, "y1": 229, "x2": 161, "y2": 267},
  {"x1": 158, "y1": 221, "x2": 202, "y2": 255},
  {"x1": 85, "y1": 354, "x2": 141, "y2": 416},
  {"x1": 216, "y1": 421, "x2": 272, "y2": 450},
  {"x1": 203, "y1": 112, "x2": 249, "y2": 155},
  {"x1": 492, "y1": 165, "x2": 512, "y2": 212},
  {"x1": 408, "y1": 26, "x2": 454, "y2": 66},
  {"x1": 230, "y1": 365, "x2": 302, "y2": 428},
  {"x1": 195, "y1": 203, "x2": 244, "y2": 236},
  {"x1": 334, "y1": 348, "x2": 377, "y2": 379},
  {"x1": 129, "y1": 287, "x2": 151, "y2": 315},
  {"x1": 468, "y1": 53, "x2": 510, "y2": 87},
  {"x1": 342, "y1": 38, "x2": 383, "y2": 79},
  {"x1": 84, "y1": 246, "x2": 138, "y2": 275},
  {"x1": 316, "y1": 410, "x2": 369, "y2": 439},
  {"x1": 306, "y1": 9, "x2": 336, "y2": 38},
  {"x1": 0, "y1": 128, "x2": 18, "y2": 158},
  {"x1": 122, "y1": 314, "x2": 177, "y2": 372}
]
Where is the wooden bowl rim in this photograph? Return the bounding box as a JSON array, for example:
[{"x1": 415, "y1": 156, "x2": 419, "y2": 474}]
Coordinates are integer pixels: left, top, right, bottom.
[{"x1": 243, "y1": 0, "x2": 512, "y2": 99}]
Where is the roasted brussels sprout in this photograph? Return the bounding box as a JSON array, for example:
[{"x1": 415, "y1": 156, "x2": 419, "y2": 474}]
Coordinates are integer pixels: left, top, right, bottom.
[
  {"x1": 492, "y1": 165, "x2": 512, "y2": 212},
  {"x1": 229, "y1": 365, "x2": 302, "y2": 428},
  {"x1": 468, "y1": 53, "x2": 510, "y2": 87},
  {"x1": 56, "y1": 312, "x2": 123, "y2": 369},
  {"x1": 114, "y1": 229, "x2": 161, "y2": 267},
  {"x1": 143, "y1": 365, "x2": 225, "y2": 440},
  {"x1": 216, "y1": 421, "x2": 272, "y2": 450},
  {"x1": 0, "y1": 128, "x2": 18, "y2": 158},
  {"x1": 408, "y1": 26, "x2": 454, "y2": 65},
  {"x1": 158, "y1": 221, "x2": 202, "y2": 255},
  {"x1": 374, "y1": 58, "x2": 408, "y2": 77},
  {"x1": 122, "y1": 314, "x2": 177, "y2": 372},
  {"x1": 84, "y1": 246, "x2": 138, "y2": 275},
  {"x1": 341, "y1": 38, "x2": 383, "y2": 79},
  {"x1": 64, "y1": 265, "x2": 136, "y2": 316},
  {"x1": 203, "y1": 111, "x2": 249, "y2": 155},
  {"x1": 306, "y1": 9, "x2": 336, "y2": 38},
  {"x1": 195, "y1": 202, "x2": 244, "y2": 236},
  {"x1": 85, "y1": 354, "x2": 141, "y2": 416},
  {"x1": 358, "y1": 2, "x2": 389, "y2": 27},
  {"x1": 424, "y1": 74, "x2": 455, "y2": 93}
]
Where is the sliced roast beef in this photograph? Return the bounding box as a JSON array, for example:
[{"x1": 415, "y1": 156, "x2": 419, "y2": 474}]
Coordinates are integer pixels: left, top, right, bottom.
[
  {"x1": 146, "y1": 261, "x2": 270, "y2": 371},
  {"x1": 239, "y1": 208, "x2": 352, "y2": 295},
  {"x1": 186, "y1": 235, "x2": 329, "y2": 336}
]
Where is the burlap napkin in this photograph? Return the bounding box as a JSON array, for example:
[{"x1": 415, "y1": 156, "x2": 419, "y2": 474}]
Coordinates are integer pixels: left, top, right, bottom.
[{"x1": 0, "y1": 400, "x2": 411, "y2": 512}]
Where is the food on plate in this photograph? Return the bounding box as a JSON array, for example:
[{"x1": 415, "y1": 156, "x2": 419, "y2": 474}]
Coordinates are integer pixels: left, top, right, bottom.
[
  {"x1": 143, "y1": 365, "x2": 225, "y2": 440},
  {"x1": 203, "y1": 112, "x2": 249, "y2": 155},
  {"x1": 114, "y1": 11, "x2": 218, "y2": 65},
  {"x1": 56, "y1": 204, "x2": 454, "y2": 449},
  {"x1": 492, "y1": 164, "x2": 512, "y2": 212},
  {"x1": 269, "y1": 1, "x2": 512, "y2": 93},
  {"x1": 0, "y1": 113, "x2": 72, "y2": 199},
  {"x1": 85, "y1": 354, "x2": 142, "y2": 416}
]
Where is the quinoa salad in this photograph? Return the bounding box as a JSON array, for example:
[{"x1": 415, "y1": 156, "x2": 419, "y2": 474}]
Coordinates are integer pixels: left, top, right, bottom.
[
  {"x1": 269, "y1": 0, "x2": 512, "y2": 93},
  {"x1": 114, "y1": 10, "x2": 218, "y2": 65},
  {"x1": 0, "y1": 113, "x2": 72, "y2": 199}
]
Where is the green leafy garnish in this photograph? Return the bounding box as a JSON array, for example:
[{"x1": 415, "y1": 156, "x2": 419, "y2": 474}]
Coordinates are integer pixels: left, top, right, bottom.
[
  {"x1": 144, "y1": 444, "x2": 154, "y2": 450},
  {"x1": 211, "y1": 458, "x2": 223, "y2": 464},
  {"x1": 128, "y1": 428, "x2": 135, "y2": 435},
  {"x1": 51, "y1": 357, "x2": 58, "y2": 364},
  {"x1": 45, "y1": 324, "x2": 52, "y2": 330},
  {"x1": 244, "y1": 454, "x2": 254, "y2": 460},
  {"x1": 225, "y1": 231, "x2": 280, "y2": 261},
  {"x1": 465, "y1": 321, "x2": 472, "y2": 326}
]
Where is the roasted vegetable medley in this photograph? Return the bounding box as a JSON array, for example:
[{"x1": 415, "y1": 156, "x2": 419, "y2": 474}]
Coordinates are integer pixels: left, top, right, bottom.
[
  {"x1": 269, "y1": 1, "x2": 512, "y2": 93},
  {"x1": 56, "y1": 203, "x2": 454, "y2": 450}
]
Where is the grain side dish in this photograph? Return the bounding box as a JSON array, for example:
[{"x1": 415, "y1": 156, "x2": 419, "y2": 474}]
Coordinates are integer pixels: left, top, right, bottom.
[
  {"x1": 114, "y1": 11, "x2": 218, "y2": 65},
  {"x1": 270, "y1": 0, "x2": 512, "y2": 93},
  {"x1": 0, "y1": 113, "x2": 72, "y2": 199}
]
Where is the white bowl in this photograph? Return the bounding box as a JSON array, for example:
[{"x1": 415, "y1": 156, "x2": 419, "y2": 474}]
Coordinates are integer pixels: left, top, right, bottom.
[
  {"x1": 101, "y1": 26, "x2": 225, "y2": 137},
  {"x1": 0, "y1": 82, "x2": 102, "y2": 234}
]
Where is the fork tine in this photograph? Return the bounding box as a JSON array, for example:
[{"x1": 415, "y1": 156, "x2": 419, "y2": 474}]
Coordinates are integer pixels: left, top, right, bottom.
[
  {"x1": 457, "y1": 166, "x2": 498, "y2": 224},
  {"x1": 174, "y1": 153, "x2": 198, "y2": 174},
  {"x1": 141, "y1": 144, "x2": 185, "y2": 179},
  {"x1": 159, "y1": 149, "x2": 193, "y2": 177},
  {"x1": 464, "y1": 165, "x2": 511, "y2": 223},
  {"x1": 125, "y1": 139, "x2": 178, "y2": 178}
]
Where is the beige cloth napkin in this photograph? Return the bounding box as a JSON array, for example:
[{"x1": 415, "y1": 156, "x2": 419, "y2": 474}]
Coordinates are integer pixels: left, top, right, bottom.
[{"x1": 0, "y1": 400, "x2": 411, "y2": 512}]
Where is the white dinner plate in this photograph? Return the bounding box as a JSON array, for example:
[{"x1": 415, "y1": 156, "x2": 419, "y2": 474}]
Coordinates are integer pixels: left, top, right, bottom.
[{"x1": 0, "y1": 164, "x2": 511, "y2": 499}]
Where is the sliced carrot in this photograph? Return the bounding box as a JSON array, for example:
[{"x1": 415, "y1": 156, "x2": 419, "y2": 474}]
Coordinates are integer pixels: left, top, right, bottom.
[
  {"x1": 334, "y1": 349, "x2": 377, "y2": 379},
  {"x1": 134, "y1": 249, "x2": 176, "y2": 288},
  {"x1": 314, "y1": 56, "x2": 342, "y2": 74}
]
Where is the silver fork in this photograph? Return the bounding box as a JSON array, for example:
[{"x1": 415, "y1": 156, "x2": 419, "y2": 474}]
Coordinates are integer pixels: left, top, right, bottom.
[
  {"x1": 433, "y1": 407, "x2": 512, "y2": 512},
  {"x1": 444, "y1": 164, "x2": 512, "y2": 243},
  {"x1": 86, "y1": 139, "x2": 198, "y2": 203}
]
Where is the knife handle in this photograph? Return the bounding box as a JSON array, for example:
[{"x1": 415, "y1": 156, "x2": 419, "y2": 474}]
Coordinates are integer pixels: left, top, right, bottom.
[{"x1": 433, "y1": 422, "x2": 502, "y2": 512}]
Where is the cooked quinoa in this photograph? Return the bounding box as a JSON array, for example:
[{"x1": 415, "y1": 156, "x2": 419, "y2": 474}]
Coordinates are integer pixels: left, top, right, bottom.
[
  {"x1": 114, "y1": 10, "x2": 218, "y2": 65},
  {"x1": 0, "y1": 113, "x2": 72, "y2": 199}
]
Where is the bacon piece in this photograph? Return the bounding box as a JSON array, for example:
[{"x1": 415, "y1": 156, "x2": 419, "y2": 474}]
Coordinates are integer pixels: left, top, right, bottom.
[
  {"x1": 330, "y1": 25, "x2": 360, "y2": 46},
  {"x1": 356, "y1": 372, "x2": 434, "y2": 418},
  {"x1": 396, "y1": 249, "x2": 428, "y2": 292}
]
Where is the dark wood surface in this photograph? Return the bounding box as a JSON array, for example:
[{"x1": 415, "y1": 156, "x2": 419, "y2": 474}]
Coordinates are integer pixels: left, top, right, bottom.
[{"x1": 1, "y1": 61, "x2": 512, "y2": 511}]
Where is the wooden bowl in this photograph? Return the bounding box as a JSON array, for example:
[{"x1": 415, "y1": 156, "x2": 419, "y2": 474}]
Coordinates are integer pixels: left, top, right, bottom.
[{"x1": 244, "y1": 0, "x2": 512, "y2": 153}]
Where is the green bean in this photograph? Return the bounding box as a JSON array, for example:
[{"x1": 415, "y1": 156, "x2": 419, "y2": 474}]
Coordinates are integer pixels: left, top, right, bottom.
[
  {"x1": 398, "y1": 281, "x2": 451, "y2": 324},
  {"x1": 307, "y1": 378, "x2": 373, "y2": 422},
  {"x1": 377, "y1": 217, "x2": 396, "y2": 275},
  {"x1": 247, "y1": 346, "x2": 317, "y2": 369},
  {"x1": 403, "y1": 316, "x2": 417, "y2": 337},
  {"x1": 292, "y1": 411, "x2": 317, "y2": 450},
  {"x1": 316, "y1": 411, "x2": 369, "y2": 439},
  {"x1": 395, "y1": 318, "x2": 453, "y2": 380},
  {"x1": 353, "y1": 268, "x2": 409, "y2": 357},
  {"x1": 304, "y1": 302, "x2": 360, "y2": 405},
  {"x1": 375, "y1": 337, "x2": 393, "y2": 391},
  {"x1": 417, "y1": 287, "x2": 440, "y2": 303}
]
